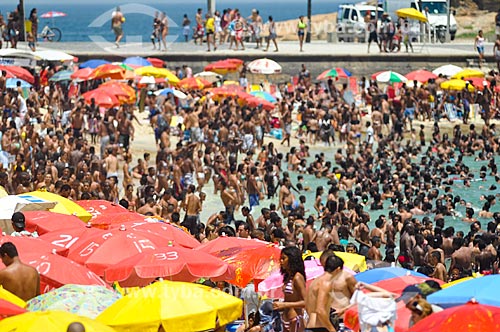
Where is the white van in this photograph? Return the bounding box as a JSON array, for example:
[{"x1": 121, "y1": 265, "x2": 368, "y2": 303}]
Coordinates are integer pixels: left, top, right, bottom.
[{"x1": 336, "y1": 4, "x2": 384, "y2": 42}]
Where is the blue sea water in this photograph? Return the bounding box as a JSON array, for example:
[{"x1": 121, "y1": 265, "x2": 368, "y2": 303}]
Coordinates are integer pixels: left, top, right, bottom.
[{"x1": 1, "y1": 0, "x2": 356, "y2": 43}]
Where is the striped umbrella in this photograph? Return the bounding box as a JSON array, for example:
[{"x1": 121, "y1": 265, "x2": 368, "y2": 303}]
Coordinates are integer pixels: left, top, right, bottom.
[
  {"x1": 40, "y1": 11, "x2": 67, "y2": 18},
  {"x1": 372, "y1": 70, "x2": 407, "y2": 83},
  {"x1": 247, "y1": 58, "x2": 282, "y2": 74},
  {"x1": 316, "y1": 67, "x2": 352, "y2": 80}
]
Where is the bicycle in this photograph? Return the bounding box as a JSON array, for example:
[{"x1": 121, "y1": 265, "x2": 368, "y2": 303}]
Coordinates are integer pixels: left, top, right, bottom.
[{"x1": 38, "y1": 25, "x2": 62, "y2": 42}]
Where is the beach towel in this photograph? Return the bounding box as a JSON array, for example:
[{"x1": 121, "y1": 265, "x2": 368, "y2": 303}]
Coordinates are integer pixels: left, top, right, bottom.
[{"x1": 351, "y1": 290, "x2": 396, "y2": 332}]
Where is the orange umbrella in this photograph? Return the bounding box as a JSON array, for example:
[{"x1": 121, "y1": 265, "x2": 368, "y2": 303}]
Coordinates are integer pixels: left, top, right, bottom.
[
  {"x1": 177, "y1": 77, "x2": 212, "y2": 90},
  {"x1": 70, "y1": 67, "x2": 93, "y2": 81},
  {"x1": 90, "y1": 64, "x2": 126, "y2": 80},
  {"x1": 244, "y1": 96, "x2": 276, "y2": 111},
  {"x1": 410, "y1": 300, "x2": 500, "y2": 332},
  {"x1": 0, "y1": 65, "x2": 34, "y2": 84},
  {"x1": 209, "y1": 85, "x2": 243, "y2": 99},
  {"x1": 205, "y1": 59, "x2": 242, "y2": 75},
  {"x1": 82, "y1": 89, "x2": 120, "y2": 108}
]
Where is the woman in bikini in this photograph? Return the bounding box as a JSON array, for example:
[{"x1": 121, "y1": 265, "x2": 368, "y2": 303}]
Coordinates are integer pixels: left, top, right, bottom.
[{"x1": 273, "y1": 246, "x2": 306, "y2": 332}]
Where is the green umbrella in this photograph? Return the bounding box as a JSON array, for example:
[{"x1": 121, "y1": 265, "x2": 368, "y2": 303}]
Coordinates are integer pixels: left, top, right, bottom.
[
  {"x1": 49, "y1": 70, "x2": 73, "y2": 82},
  {"x1": 373, "y1": 70, "x2": 407, "y2": 83}
]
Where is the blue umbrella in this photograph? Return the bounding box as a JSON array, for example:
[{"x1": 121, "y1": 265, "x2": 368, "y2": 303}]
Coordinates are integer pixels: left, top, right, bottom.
[
  {"x1": 123, "y1": 56, "x2": 151, "y2": 67},
  {"x1": 428, "y1": 275, "x2": 500, "y2": 308},
  {"x1": 49, "y1": 70, "x2": 73, "y2": 82},
  {"x1": 6, "y1": 78, "x2": 31, "y2": 88},
  {"x1": 79, "y1": 59, "x2": 110, "y2": 69},
  {"x1": 354, "y1": 267, "x2": 427, "y2": 284},
  {"x1": 250, "y1": 91, "x2": 277, "y2": 103}
]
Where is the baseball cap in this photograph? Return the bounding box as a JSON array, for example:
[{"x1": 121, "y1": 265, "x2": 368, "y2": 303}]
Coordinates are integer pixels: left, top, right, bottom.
[
  {"x1": 11, "y1": 212, "x2": 25, "y2": 229},
  {"x1": 396, "y1": 285, "x2": 422, "y2": 304}
]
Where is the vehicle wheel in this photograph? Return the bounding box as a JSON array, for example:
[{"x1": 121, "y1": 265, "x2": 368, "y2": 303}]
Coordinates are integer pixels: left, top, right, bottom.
[
  {"x1": 48, "y1": 28, "x2": 62, "y2": 42},
  {"x1": 450, "y1": 33, "x2": 455, "y2": 41},
  {"x1": 437, "y1": 31, "x2": 446, "y2": 44}
]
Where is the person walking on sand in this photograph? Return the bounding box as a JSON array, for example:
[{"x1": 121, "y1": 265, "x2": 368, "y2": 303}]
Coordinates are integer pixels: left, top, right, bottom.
[
  {"x1": 297, "y1": 16, "x2": 306, "y2": 52},
  {"x1": 111, "y1": 7, "x2": 124, "y2": 48},
  {"x1": 474, "y1": 30, "x2": 485, "y2": 68},
  {"x1": 264, "y1": 15, "x2": 278, "y2": 52},
  {"x1": 493, "y1": 35, "x2": 500, "y2": 71}
]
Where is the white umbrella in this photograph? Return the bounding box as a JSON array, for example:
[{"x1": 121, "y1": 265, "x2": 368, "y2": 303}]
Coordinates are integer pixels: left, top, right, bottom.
[
  {"x1": 247, "y1": 58, "x2": 282, "y2": 75},
  {"x1": 154, "y1": 88, "x2": 188, "y2": 99},
  {"x1": 432, "y1": 64, "x2": 462, "y2": 77},
  {"x1": 0, "y1": 195, "x2": 57, "y2": 233},
  {"x1": 373, "y1": 71, "x2": 407, "y2": 83},
  {"x1": 139, "y1": 76, "x2": 155, "y2": 84},
  {"x1": 194, "y1": 71, "x2": 223, "y2": 83},
  {"x1": 34, "y1": 50, "x2": 74, "y2": 62}
]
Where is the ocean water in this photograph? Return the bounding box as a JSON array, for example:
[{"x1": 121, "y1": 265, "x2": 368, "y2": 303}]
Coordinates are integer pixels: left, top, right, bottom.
[{"x1": 9, "y1": 0, "x2": 355, "y2": 43}]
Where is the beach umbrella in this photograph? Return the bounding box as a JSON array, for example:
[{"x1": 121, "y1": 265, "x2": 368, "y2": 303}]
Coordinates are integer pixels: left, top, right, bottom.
[
  {"x1": 0, "y1": 299, "x2": 27, "y2": 320},
  {"x1": 155, "y1": 88, "x2": 188, "y2": 99},
  {"x1": 134, "y1": 66, "x2": 179, "y2": 83},
  {"x1": 372, "y1": 275, "x2": 444, "y2": 295},
  {"x1": 0, "y1": 251, "x2": 108, "y2": 294},
  {"x1": 427, "y1": 275, "x2": 500, "y2": 308},
  {"x1": 20, "y1": 192, "x2": 91, "y2": 222},
  {"x1": 90, "y1": 64, "x2": 126, "y2": 80},
  {"x1": 5, "y1": 78, "x2": 31, "y2": 88},
  {"x1": 204, "y1": 59, "x2": 242, "y2": 74},
  {"x1": 48, "y1": 70, "x2": 73, "y2": 82},
  {"x1": 345, "y1": 298, "x2": 411, "y2": 332},
  {"x1": 395, "y1": 8, "x2": 428, "y2": 22},
  {"x1": 23, "y1": 211, "x2": 84, "y2": 236},
  {"x1": 0, "y1": 310, "x2": 116, "y2": 332},
  {"x1": 0, "y1": 66, "x2": 34, "y2": 84},
  {"x1": 258, "y1": 258, "x2": 355, "y2": 299},
  {"x1": 247, "y1": 58, "x2": 282, "y2": 74},
  {"x1": 40, "y1": 11, "x2": 67, "y2": 18},
  {"x1": 104, "y1": 245, "x2": 232, "y2": 286},
  {"x1": 208, "y1": 85, "x2": 243, "y2": 99},
  {"x1": 303, "y1": 251, "x2": 368, "y2": 272},
  {"x1": 97, "y1": 280, "x2": 242, "y2": 332},
  {"x1": 194, "y1": 71, "x2": 223, "y2": 83},
  {"x1": 138, "y1": 76, "x2": 155, "y2": 84},
  {"x1": 405, "y1": 69, "x2": 437, "y2": 83},
  {"x1": 244, "y1": 96, "x2": 276, "y2": 111},
  {"x1": 99, "y1": 81, "x2": 136, "y2": 103},
  {"x1": 70, "y1": 67, "x2": 93, "y2": 81},
  {"x1": 27, "y1": 285, "x2": 121, "y2": 319},
  {"x1": 123, "y1": 56, "x2": 151, "y2": 67},
  {"x1": 108, "y1": 221, "x2": 200, "y2": 249},
  {"x1": 355, "y1": 267, "x2": 427, "y2": 284},
  {"x1": 195, "y1": 235, "x2": 269, "y2": 258},
  {"x1": 250, "y1": 90, "x2": 277, "y2": 103},
  {"x1": 442, "y1": 276, "x2": 475, "y2": 288},
  {"x1": 34, "y1": 50, "x2": 74, "y2": 62},
  {"x1": 316, "y1": 67, "x2": 352, "y2": 80},
  {"x1": 40, "y1": 226, "x2": 107, "y2": 258},
  {"x1": 82, "y1": 89, "x2": 120, "y2": 108},
  {"x1": 77, "y1": 200, "x2": 132, "y2": 220},
  {"x1": 451, "y1": 68, "x2": 484, "y2": 79},
  {"x1": 223, "y1": 244, "x2": 281, "y2": 288},
  {"x1": 79, "y1": 59, "x2": 110, "y2": 69},
  {"x1": 410, "y1": 300, "x2": 500, "y2": 332},
  {"x1": 432, "y1": 64, "x2": 462, "y2": 77},
  {"x1": 0, "y1": 287, "x2": 26, "y2": 309},
  {"x1": 440, "y1": 79, "x2": 475, "y2": 92},
  {"x1": 372, "y1": 70, "x2": 407, "y2": 83},
  {"x1": 177, "y1": 77, "x2": 212, "y2": 90},
  {"x1": 146, "y1": 57, "x2": 165, "y2": 68},
  {"x1": 465, "y1": 77, "x2": 490, "y2": 90},
  {"x1": 0, "y1": 234, "x2": 69, "y2": 257}
]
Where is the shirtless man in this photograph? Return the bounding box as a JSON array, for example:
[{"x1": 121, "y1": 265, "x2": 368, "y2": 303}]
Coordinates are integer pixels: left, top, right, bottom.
[
  {"x1": 220, "y1": 182, "x2": 238, "y2": 225},
  {"x1": 279, "y1": 177, "x2": 295, "y2": 217},
  {"x1": 117, "y1": 111, "x2": 134, "y2": 152},
  {"x1": 367, "y1": 236, "x2": 382, "y2": 261},
  {"x1": 0, "y1": 242, "x2": 40, "y2": 301},
  {"x1": 430, "y1": 251, "x2": 447, "y2": 282},
  {"x1": 449, "y1": 237, "x2": 472, "y2": 275},
  {"x1": 371, "y1": 107, "x2": 383, "y2": 138},
  {"x1": 104, "y1": 147, "x2": 119, "y2": 179},
  {"x1": 137, "y1": 197, "x2": 161, "y2": 216},
  {"x1": 302, "y1": 217, "x2": 315, "y2": 249},
  {"x1": 305, "y1": 255, "x2": 354, "y2": 332},
  {"x1": 313, "y1": 224, "x2": 334, "y2": 251},
  {"x1": 193, "y1": 150, "x2": 205, "y2": 192},
  {"x1": 111, "y1": 7, "x2": 124, "y2": 47},
  {"x1": 182, "y1": 184, "x2": 202, "y2": 235},
  {"x1": 70, "y1": 105, "x2": 85, "y2": 139}
]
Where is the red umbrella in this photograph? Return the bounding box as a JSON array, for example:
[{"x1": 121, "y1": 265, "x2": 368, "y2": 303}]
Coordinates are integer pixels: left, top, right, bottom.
[
  {"x1": 146, "y1": 57, "x2": 165, "y2": 68},
  {"x1": 204, "y1": 59, "x2": 242, "y2": 74},
  {"x1": 410, "y1": 300, "x2": 500, "y2": 332},
  {"x1": 76, "y1": 200, "x2": 149, "y2": 229},
  {"x1": 224, "y1": 245, "x2": 281, "y2": 288},
  {"x1": 70, "y1": 67, "x2": 93, "y2": 81},
  {"x1": 244, "y1": 96, "x2": 276, "y2": 111},
  {"x1": 82, "y1": 89, "x2": 120, "y2": 108},
  {"x1": 0, "y1": 251, "x2": 108, "y2": 294},
  {"x1": 23, "y1": 211, "x2": 84, "y2": 236},
  {"x1": 405, "y1": 70, "x2": 437, "y2": 83},
  {"x1": 177, "y1": 77, "x2": 212, "y2": 90},
  {"x1": 0, "y1": 66, "x2": 34, "y2": 84},
  {"x1": 372, "y1": 276, "x2": 444, "y2": 295},
  {"x1": 345, "y1": 298, "x2": 411, "y2": 332},
  {"x1": 0, "y1": 235, "x2": 69, "y2": 257},
  {"x1": 99, "y1": 81, "x2": 136, "y2": 104},
  {"x1": 90, "y1": 64, "x2": 126, "y2": 80},
  {"x1": 466, "y1": 77, "x2": 490, "y2": 91},
  {"x1": 109, "y1": 221, "x2": 200, "y2": 249},
  {"x1": 195, "y1": 236, "x2": 269, "y2": 258},
  {"x1": 40, "y1": 227, "x2": 107, "y2": 261},
  {"x1": 104, "y1": 245, "x2": 233, "y2": 287},
  {"x1": 0, "y1": 299, "x2": 26, "y2": 320}
]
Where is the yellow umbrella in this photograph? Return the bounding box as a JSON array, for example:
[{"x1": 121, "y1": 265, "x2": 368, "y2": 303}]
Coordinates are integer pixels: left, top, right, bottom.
[
  {"x1": 395, "y1": 8, "x2": 428, "y2": 22},
  {"x1": 134, "y1": 66, "x2": 179, "y2": 84},
  {"x1": 303, "y1": 251, "x2": 367, "y2": 272},
  {"x1": 0, "y1": 286, "x2": 27, "y2": 308},
  {"x1": 440, "y1": 79, "x2": 475, "y2": 92},
  {"x1": 442, "y1": 276, "x2": 474, "y2": 289},
  {"x1": 19, "y1": 191, "x2": 91, "y2": 222},
  {"x1": 97, "y1": 280, "x2": 243, "y2": 332},
  {"x1": 0, "y1": 310, "x2": 116, "y2": 332},
  {"x1": 451, "y1": 68, "x2": 485, "y2": 79}
]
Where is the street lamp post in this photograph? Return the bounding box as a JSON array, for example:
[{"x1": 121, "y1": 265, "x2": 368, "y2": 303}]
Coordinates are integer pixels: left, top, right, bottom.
[
  {"x1": 207, "y1": 0, "x2": 216, "y2": 15},
  {"x1": 306, "y1": 0, "x2": 312, "y2": 43},
  {"x1": 446, "y1": 0, "x2": 451, "y2": 42}
]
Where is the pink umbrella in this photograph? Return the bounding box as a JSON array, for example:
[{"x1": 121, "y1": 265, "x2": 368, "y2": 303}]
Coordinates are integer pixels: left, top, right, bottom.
[
  {"x1": 40, "y1": 11, "x2": 67, "y2": 18},
  {"x1": 258, "y1": 259, "x2": 355, "y2": 299}
]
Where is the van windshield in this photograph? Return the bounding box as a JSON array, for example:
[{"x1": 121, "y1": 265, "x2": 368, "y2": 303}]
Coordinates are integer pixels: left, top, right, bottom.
[
  {"x1": 422, "y1": 1, "x2": 447, "y2": 14},
  {"x1": 359, "y1": 10, "x2": 383, "y2": 20}
]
